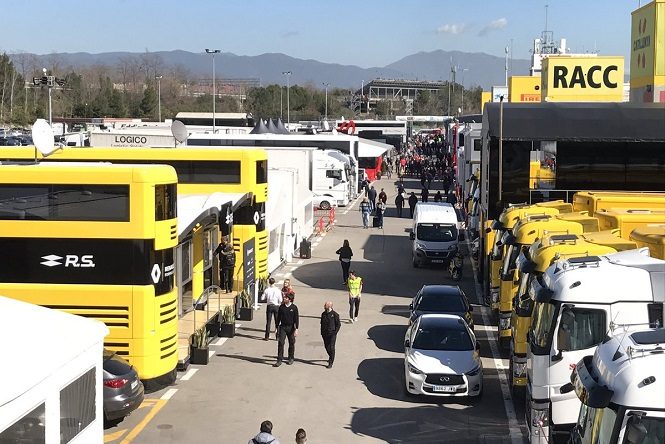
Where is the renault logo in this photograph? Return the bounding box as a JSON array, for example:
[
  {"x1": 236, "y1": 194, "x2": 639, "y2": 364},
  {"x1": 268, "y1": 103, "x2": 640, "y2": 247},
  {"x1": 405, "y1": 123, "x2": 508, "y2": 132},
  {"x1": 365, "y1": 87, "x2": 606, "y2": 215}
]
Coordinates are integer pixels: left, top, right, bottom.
[{"x1": 440, "y1": 376, "x2": 450, "y2": 382}]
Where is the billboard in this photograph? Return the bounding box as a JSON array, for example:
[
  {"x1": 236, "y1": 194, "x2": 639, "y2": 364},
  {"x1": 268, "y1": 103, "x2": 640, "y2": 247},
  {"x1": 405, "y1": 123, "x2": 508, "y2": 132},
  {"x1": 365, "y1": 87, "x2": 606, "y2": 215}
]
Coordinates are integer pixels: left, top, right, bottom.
[
  {"x1": 480, "y1": 91, "x2": 492, "y2": 112},
  {"x1": 509, "y1": 76, "x2": 541, "y2": 103},
  {"x1": 630, "y1": 0, "x2": 665, "y2": 102},
  {"x1": 541, "y1": 56, "x2": 624, "y2": 102},
  {"x1": 491, "y1": 86, "x2": 509, "y2": 102}
]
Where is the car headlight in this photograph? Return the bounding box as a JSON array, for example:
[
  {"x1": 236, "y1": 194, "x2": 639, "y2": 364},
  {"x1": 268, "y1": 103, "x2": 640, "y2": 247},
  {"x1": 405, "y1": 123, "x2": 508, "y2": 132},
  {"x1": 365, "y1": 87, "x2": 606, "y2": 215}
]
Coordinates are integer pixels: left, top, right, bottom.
[
  {"x1": 407, "y1": 362, "x2": 423, "y2": 375},
  {"x1": 465, "y1": 363, "x2": 481, "y2": 376},
  {"x1": 531, "y1": 407, "x2": 550, "y2": 428},
  {"x1": 415, "y1": 242, "x2": 426, "y2": 251},
  {"x1": 499, "y1": 317, "x2": 511, "y2": 330},
  {"x1": 513, "y1": 362, "x2": 527, "y2": 377}
]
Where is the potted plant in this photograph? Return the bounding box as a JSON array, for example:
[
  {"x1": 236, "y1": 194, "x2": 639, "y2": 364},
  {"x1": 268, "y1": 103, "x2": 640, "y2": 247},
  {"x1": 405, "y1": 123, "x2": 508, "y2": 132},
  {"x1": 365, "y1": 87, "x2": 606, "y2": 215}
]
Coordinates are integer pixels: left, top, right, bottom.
[
  {"x1": 219, "y1": 305, "x2": 236, "y2": 338},
  {"x1": 206, "y1": 313, "x2": 221, "y2": 338},
  {"x1": 190, "y1": 326, "x2": 209, "y2": 365},
  {"x1": 238, "y1": 289, "x2": 254, "y2": 321}
]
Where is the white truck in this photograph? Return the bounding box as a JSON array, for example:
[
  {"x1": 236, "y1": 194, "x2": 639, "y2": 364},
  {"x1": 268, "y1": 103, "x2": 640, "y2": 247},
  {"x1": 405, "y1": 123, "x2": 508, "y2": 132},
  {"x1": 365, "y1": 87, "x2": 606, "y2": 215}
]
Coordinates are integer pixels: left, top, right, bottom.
[
  {"x1": 526, "y1": 248, "x2": 665, "y2": 443},
  {"x1": 311, "y1": 149, "x2": 352, "y2": 207},
  {"x1": 565, "y1": 327, "x2": 665, "y2": 444}
]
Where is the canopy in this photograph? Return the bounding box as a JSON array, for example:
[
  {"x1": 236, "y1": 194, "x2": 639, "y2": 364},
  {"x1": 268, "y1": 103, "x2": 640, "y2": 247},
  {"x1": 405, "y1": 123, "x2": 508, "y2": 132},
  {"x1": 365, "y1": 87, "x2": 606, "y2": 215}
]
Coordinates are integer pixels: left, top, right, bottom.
[
  {"x1": 177, "y1": 192, "x2": 250, "y2": 240},
  {"x1": 358, "y1": 138, "x2": 392, "y2": 158},
  {"x1": 250, "y1": 119, "x2": 269, "y2": 134},
  {"x1": 483, "y1": 102, "x2": 665, "y2": 142}
]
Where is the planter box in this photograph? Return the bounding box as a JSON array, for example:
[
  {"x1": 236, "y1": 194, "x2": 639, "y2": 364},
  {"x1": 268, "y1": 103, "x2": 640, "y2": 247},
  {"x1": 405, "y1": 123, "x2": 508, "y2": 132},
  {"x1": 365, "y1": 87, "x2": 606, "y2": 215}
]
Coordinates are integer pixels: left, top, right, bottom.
[
  {"x1": 238, "y1": 307, "x2": 253, "y2": 321},
  {"x1": 206, "y1": 321, "x2": 220, "y2": 338},
  {"x1": 219, "y1": 323, "x2": 235, "y2": 338},
  {"x1": 190, "y1": 346, "x2": 209, "y2": 365}
]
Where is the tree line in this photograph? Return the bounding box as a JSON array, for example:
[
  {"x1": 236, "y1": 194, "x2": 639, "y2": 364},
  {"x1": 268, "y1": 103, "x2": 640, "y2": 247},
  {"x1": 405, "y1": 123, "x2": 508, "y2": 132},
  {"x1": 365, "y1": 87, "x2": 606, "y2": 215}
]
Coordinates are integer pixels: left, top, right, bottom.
[{"x1": 0, "y1": 52, "x2": 482, "y2": 127}]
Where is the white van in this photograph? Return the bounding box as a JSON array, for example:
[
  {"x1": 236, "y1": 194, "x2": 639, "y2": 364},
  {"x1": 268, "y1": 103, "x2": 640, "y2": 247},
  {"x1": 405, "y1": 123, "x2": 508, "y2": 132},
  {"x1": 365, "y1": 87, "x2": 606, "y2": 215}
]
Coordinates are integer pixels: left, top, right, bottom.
[{"x1": 410, "y1": 202, "x2": 459, "y2": 267}]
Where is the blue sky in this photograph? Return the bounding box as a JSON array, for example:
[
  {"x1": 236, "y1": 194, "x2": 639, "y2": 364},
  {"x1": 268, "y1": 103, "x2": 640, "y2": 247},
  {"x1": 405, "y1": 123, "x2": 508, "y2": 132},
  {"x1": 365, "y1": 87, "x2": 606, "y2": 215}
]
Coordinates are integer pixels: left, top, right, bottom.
[{"x1": 3, "y1": 0, "x2": 638, "y2": 68}]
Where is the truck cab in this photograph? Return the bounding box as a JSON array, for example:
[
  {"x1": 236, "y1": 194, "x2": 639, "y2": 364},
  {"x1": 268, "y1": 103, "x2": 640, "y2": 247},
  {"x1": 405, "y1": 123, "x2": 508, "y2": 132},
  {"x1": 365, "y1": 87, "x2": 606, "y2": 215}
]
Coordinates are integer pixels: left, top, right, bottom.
[
  {"x1": 312, "y1": 150, "x2": 351, "y2": 207},
  {"x1": 569, "y1": 328, "x2": 665, "y2": 444},
  {"x1": 526, "y1": 249, "x2": 665, "y2": 444}
]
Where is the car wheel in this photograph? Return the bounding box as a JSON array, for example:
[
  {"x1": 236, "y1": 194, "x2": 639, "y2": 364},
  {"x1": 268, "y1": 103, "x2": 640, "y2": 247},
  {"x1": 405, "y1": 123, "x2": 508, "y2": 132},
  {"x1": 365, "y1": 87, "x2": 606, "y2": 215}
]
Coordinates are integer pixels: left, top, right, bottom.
[{"x1": 319, "y1": 201, "x2": 331, "y2": 210}]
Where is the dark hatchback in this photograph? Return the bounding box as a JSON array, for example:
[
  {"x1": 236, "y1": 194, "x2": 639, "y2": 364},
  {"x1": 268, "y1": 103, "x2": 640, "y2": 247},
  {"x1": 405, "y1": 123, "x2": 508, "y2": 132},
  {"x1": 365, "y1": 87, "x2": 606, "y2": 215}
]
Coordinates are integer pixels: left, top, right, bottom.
[
  {"x1": 409, "y1": 285, "x2": 474, "y2": 329},
  {"x1": 103, "y1": 349, "x2": 144, "y2": 421}
]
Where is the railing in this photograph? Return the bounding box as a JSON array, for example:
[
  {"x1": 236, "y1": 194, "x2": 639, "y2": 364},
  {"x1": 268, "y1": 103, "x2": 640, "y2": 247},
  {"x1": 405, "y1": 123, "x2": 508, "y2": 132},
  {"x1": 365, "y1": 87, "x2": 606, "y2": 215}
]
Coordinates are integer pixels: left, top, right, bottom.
[
  {"x1": 313, "y1": 207, "x2": 336, "y2": 234},
  {"x1": 192, "y1": 284, "x2": 222, "y2": 342}
]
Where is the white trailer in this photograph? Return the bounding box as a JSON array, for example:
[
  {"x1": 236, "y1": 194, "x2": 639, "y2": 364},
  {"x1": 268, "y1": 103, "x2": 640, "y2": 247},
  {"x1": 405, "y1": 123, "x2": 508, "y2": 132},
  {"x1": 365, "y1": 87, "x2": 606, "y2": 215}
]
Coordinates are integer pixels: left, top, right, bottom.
[
  {"x1": 566, "y1": 327, "x2": 665, "y2": 444},
  {"x1": 526, "y1": 248, "x2": 665, "y2": 443}
]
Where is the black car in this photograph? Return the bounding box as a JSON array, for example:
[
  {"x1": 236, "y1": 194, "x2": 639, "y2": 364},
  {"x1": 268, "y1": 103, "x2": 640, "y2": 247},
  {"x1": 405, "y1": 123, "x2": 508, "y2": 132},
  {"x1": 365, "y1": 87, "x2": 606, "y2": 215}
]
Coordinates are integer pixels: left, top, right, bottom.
[
  {"x1": 103, "y1": 349, "x2": 144, "y2": 421},
  {"x1": 409, "y1": 285, "x2": 474, "y2": 328}
]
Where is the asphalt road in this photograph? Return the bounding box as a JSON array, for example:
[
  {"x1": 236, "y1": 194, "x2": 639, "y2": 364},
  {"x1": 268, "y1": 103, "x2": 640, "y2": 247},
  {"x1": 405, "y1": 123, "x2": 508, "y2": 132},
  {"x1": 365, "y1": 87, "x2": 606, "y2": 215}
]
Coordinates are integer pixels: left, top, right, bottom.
[{"x1": 105, "y1": 176, "x2": 526, "y2": 444}]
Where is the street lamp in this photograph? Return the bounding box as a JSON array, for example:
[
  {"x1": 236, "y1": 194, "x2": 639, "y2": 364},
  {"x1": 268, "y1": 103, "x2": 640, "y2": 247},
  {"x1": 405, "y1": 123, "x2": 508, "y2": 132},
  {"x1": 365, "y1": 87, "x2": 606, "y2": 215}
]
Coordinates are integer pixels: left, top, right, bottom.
[
  {"x1": 33, "y1": 68, "x2": 65, "y2": 127},
  {"x1": 361, "y1": 80, "x2": 364, "y2": 114},
  {"x1": 155, "y1": 75, "x2": 163, "y2": 122},
  {"x1": 322, "y1": 82, "x2": 330, "y2": 121},
  {"x1": 205, "y1": 48, "x2": 221, "y2": 133},
  {"x1": 282, "y1": 71, "x2": 291, "y2": 126}
]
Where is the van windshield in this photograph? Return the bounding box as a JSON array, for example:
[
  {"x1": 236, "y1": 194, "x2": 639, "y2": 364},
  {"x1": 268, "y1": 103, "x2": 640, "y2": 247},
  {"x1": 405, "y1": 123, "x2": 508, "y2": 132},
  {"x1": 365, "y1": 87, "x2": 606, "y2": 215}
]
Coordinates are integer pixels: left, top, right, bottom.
[{"x1": 417, "y1": 223, "x2": 458, "y2": 242}]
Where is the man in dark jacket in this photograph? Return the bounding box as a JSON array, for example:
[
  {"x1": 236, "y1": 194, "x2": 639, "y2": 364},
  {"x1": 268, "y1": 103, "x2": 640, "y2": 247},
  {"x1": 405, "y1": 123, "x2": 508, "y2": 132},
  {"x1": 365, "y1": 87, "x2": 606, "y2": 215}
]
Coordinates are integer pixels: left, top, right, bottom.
[
  {"x1": 320, "y1": 301, "x2": 341, "y2": 369},
  {"x1": 395, "y1": 193, "x2": 405, "y2": 218},
  {"x1": 367, "y1": 186, "x2": 377, "y2": 212},
  {"x1": 274, "y1": 293, "x2": 299, "y2": 367},
  {"x1": 408, "y1": 192, "x2": 418, "y2": 218},
  {"x1": 214, "y1": 239, "x2": 236, "y2": 293}
]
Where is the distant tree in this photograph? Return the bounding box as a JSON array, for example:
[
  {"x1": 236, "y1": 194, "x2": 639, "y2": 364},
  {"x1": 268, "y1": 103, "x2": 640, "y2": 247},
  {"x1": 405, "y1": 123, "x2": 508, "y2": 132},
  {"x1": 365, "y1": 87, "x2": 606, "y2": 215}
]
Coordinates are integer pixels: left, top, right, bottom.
[{"x1": 139, "y1": 84, "x2": 156, "y2": 118}]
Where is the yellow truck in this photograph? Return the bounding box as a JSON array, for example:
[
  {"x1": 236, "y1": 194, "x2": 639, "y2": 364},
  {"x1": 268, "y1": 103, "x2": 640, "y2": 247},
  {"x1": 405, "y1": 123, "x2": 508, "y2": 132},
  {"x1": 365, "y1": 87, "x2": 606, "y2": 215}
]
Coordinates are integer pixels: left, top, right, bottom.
[
  {"x1": 486, "y1": 201, "x2": 572, "y2": 311},
  {"x1": 630, "y1": 225, "x2": 665, "y2": 259},
  {"x1": 497, "y1": 212, "x2": 599, "y2": 347},
  {"x1": 572, "y1": 191, "x2": 665, "y2": 216},
  {"x1": 508, "y1": 231, "x2": 636, "y2": 393},
  {"x1": 595, "y1": 208, "x2": 665, "y2": 237}
]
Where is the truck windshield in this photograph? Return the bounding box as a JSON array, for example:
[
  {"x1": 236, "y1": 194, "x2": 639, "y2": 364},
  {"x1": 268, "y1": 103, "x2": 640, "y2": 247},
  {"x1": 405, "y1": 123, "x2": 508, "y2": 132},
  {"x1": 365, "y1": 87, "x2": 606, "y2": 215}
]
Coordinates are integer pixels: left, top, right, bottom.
[
  {"x1": 491, "y1": 229, "x2": 505, "y2": 259},
  {"x1": 417, "y1": 223, "x2": 458, "y2": 242},
  {"x1": 572, "y1": 404, "x2": 618, "y2": 444},
  {"x1": 531, "y1": 301, "x2": 557, "y2": 353},
  {"x1": 501, "y1": 245, "x2": 521, "y2": 278},
  {"x1": 516, "y1": 274, "x2": 535, "y2": 315}
]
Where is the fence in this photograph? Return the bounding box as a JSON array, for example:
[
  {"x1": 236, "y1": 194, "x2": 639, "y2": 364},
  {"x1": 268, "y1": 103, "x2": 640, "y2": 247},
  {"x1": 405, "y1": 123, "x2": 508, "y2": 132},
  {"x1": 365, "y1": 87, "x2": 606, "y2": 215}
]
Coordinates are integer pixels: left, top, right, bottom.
[{"x1": 313, "y1": 207, "x2": 336, "y2": 234}]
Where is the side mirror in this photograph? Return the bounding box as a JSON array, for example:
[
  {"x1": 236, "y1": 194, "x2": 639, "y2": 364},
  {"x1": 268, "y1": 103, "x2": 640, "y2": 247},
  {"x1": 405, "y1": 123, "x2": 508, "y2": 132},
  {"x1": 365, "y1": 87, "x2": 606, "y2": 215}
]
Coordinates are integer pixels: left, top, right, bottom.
[
  {"x1": 560, "y1": 382, "x2": 574, "y2": 394},
  {"x1": 409, "y1": 232, "x2": 415, "y2": 240},
  {"x1": 404, "y1": 339, "x2": 410, "y2": 348},
  {"x1": 551, "y1": 350, "x2": 563, "y2": 362}
]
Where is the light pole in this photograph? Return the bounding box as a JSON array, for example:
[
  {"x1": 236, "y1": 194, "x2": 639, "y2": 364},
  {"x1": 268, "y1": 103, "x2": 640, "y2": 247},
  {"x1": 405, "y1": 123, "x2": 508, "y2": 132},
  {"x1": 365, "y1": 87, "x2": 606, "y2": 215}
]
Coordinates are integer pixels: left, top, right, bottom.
[
  {"x1": 322, "y1": 82, "x2": 330, "y2": 121},
  {"x1": 361, "y1": 80, "x2": 364, "y2": 114},
  {"x1": 282, "y1": 71, "x2": 291, "y2": 126},
  {"x1": 205, "y1": 49, "x2": 221, "y2": 133},
  {"x1": 460, "y1": 68, "x2": 469, "y2": 114},
  {"x1": 155, "y1": 75, "x2": 162, "y2": 122}
]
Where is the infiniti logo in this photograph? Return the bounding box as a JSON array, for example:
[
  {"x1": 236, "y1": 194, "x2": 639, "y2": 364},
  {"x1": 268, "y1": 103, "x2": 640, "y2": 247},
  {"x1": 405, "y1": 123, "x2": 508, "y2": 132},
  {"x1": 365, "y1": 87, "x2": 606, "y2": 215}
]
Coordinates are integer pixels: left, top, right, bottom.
[{"x1": 440, "y1": 376, "x2": 450, "y2": 382}]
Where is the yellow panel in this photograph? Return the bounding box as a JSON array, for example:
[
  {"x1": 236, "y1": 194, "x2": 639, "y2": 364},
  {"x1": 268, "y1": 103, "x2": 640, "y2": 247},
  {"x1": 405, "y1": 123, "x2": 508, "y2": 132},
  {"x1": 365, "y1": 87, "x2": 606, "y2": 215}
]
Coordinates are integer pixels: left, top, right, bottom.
[
  {"x1": 631, "y1": 0, "x2": 661, "y2": 82},
  {"x1": 542, "y1": 56, "x2": 624, "y2": 102},
  {"x1": 509, "y1": 76, "x2": 541, "y2": 103},
  {"x1": 481, "y1": 91, "x2": 492, "y2": 112}
]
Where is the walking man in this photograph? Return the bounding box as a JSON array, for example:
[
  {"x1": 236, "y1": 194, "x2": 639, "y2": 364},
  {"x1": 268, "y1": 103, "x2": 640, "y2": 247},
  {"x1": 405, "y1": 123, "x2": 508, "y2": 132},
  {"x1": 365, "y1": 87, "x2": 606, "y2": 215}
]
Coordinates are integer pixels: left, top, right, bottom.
[
  {"x1": 421, "y1": 187, "x2": 429, "y2": 203},
  {"x1": 368, "y1": 186, "x2": 377, "y2": 212},
  {"x1": 347, "y1": 270, "x2": 363, "y2": 323},
  {"x1": 214, "y1": 239, "x2": 236, "y2": 293},
  {"x1": 395, "y1": 192, "x2": 404, "y2": 218},
  {"x1": 263, "y1": 277, "x2": 282, "y2": 340},
  {"x1": 378, "y1": 188, "x2": 387, "y2": 204},
  {"x1": 320, "y1": 301, "x2": 341, "y2": 369},
  {"x1": 408, "y1": 192, "x2": 418, "y2": 218},
  {"x1": 274, "y1": 293, "x2": 299, "y2": 367},
  {"x1": 359, "y1": 197, "x2": 371, "y2": 228},
  {"x1": 248, "y1": 420, "x2": 280, "y2": 444},
  {"x1": 376, "y1": 200, "x2": 386, "y2": 229}
]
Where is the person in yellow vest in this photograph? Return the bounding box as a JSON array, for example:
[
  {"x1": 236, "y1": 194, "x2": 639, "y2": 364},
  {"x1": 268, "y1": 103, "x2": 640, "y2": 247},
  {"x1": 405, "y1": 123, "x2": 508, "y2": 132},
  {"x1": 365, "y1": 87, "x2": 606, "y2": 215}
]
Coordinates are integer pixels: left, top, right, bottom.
[{"x1": 347, "y1": 270, "x2": 363, "y2": 323}]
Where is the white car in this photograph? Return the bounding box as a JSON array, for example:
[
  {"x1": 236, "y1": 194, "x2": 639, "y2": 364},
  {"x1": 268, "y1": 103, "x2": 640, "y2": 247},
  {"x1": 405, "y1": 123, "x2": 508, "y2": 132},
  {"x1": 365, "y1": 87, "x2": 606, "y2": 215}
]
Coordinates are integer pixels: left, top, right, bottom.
[
  {"x1": 404, "y1": 314, "x2": 483, "y2": 398},
  {"x1": 312, "y1": 193, "x2": 337, "y2": 210}
]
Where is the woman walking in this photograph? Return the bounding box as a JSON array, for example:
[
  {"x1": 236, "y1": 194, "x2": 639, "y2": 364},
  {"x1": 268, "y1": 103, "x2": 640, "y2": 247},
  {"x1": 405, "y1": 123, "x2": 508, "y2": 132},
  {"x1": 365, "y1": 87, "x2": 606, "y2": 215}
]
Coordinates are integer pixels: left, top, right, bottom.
[{"x1": 335, "y1": 240, "x2": 353, "y2": 284}]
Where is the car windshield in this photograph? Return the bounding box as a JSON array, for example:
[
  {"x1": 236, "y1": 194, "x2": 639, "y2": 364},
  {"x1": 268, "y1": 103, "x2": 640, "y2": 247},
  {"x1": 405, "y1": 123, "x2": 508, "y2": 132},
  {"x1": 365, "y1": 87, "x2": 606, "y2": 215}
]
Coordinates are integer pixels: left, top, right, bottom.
[
  {"x1": 531, "y1": 301, "x2": 557, "y2": 350},
  {"x1": 413, "y1": 324, "x2": 473, "y2": 351},
  {"x1": 417, "y1": 223, "x2": 457, "y2": 242},
  {"x1": 417, "y1": 292, "x2": 466, "y2": 312}
]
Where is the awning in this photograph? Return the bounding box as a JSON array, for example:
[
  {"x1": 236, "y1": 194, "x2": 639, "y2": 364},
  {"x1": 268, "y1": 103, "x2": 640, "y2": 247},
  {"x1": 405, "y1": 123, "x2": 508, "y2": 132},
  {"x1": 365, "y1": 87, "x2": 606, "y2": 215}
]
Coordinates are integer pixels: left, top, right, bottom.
[
  {"x1": 358, "y1": 138, "x2": 392, "y2": 158},
  {"x1": 177, "y1": 192, "x2": 250, "y2": 240}
]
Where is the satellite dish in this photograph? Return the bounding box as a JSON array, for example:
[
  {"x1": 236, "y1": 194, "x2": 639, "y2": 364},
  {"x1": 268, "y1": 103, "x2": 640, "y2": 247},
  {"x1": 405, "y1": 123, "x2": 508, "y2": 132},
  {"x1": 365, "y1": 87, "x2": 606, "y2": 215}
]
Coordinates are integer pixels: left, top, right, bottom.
[
  {"x1": 32, "y1": 119, "x2": 56, "y2": 157},
  {"x1": 171, "y1": 120, "x2": 188, "y2": 144}
]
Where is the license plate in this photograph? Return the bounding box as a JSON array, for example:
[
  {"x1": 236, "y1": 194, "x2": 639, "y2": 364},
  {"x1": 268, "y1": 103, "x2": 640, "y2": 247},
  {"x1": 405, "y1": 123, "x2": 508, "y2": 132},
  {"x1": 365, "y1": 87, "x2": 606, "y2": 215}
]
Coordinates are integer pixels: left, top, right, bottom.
[
  {"x1": 131, "y1": 380, "x2": 138, "y2": 390},
  {"x1": 431, "y1": 259, "x2": 445, "y2": 263},
  {"x1": 432, "y1": 385, "x2": 457, "y2": 392}
]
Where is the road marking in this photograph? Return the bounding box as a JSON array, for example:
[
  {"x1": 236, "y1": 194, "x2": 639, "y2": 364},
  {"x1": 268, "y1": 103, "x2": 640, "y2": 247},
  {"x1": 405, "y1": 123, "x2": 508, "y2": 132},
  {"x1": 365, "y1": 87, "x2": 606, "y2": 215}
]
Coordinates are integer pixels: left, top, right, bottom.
[
  {"x1": 288, "y1": 266, "x2": 298, "y2": 272},
  {"x1": 210, "y1": 337, "x2": 228, "y2": 346},
  {"x1": 180, "y1": 368, "x2": 198, "y2": 381},
  {"x1": 343, "y1": 194, "x2": 363, "y2": 214},
  {"x1": 119, "y1": 398, "x2": 168, "y2": 444},
  {"x1": 208, "y1": 350, "x2": 215, "y2": 358},
  {"x1": 467, "y1": 238, "x2": 523, "y2": 443},
  {"x1": 104, "y1": 429, "x2": 128, "y2": 442},
  {"x1": 297, "y1": 260, "x2": 304, "y2": 265},
  {"x1": 160, "y1": 388, "x2": 178, "y2": 401},
  {"x1": 284, "y1": 272, "x2": 292, "y2": 278}
]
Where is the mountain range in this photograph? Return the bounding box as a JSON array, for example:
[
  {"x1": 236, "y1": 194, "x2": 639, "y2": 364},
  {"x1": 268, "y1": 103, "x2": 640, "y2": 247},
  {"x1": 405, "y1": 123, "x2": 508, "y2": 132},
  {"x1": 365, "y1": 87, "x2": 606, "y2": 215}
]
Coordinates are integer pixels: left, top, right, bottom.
[{"x1": 12, "y1": 49, "x2": 532, "y2": 90}]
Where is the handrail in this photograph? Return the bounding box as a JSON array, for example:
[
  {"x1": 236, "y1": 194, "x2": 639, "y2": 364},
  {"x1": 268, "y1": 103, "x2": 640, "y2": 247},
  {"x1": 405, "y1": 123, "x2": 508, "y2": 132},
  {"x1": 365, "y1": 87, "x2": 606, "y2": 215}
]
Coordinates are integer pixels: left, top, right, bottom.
[{"x1": 192, "y1": 284, "x2": 223, "y2": 340}]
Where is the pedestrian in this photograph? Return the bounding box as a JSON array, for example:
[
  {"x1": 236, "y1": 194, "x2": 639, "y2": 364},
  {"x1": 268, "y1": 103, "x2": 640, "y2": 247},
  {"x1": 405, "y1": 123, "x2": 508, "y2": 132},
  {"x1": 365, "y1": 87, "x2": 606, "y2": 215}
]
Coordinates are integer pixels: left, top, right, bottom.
[
  {"x1": 447, "y1": 191, "x2": 458, "y2": 207},
  {"x1": 433, "y1": 190, "x2": 443, "y2": 202},
  {"x1": 397, "y1": 182, "x2": 405, "y2": 196},
  {"x1": 421, "y1": 187, "x2": 429, "y2": 203},
  {"x1": 274, "y1": 293, "x2": 299, "y2": 367},
  {"x1": 248, "y1": 420, "x2": 280, "y2": 444},
  {"x1": 375, "y1": 200, "x2": 386, "y2": 228},
  {"x1": 214, "y1": 239, "x2": 236, "y2": 293},
  {"x1": 395, "y1": 193, "x2": 404, "y2": 218},
  {"x1": 443, "y1": 174, "x2": 452, "y2": 196},
  {"x1": 320, "y1": 301, "x2": 341, "y2": 369},
  {"x1": 295, "y1": 428, "x2": 307, "y2": 444},
  {"x1": 408, "y1": 192, "x2": 418, "y2": 218},
  {"x1": 281, "y1": 278, "x2": 295, "y2": 302},
  {"x1": 361, "y1": 176, "x2": 369, "y2": 196},
  {"x1": 335, "y1": 240, "x2": 353, "y2": 284},
  {"x1": 359, "y1": 197, "x2": 371, "y2": 228},
  {"x1": 263, "y1": 277, "x2": 282, "y2": 340},
  {"x1": 367, "y1": 186, "x2": 377, "y2": 212},
  {"x1": 347, "y1": 270, "x2": 363, "y2": 323},
  {"x1": 378, "y1": 188, "x2": 387, "y2": 204}
]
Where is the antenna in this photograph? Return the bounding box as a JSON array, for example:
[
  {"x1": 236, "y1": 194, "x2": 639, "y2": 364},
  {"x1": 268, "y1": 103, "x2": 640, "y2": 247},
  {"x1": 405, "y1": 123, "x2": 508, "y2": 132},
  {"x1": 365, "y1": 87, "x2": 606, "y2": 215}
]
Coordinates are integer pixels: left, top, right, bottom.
[
  {"x1": 31, "y1": 119, "x2": 57, "y2": 162},
  {"x1": 545, "y1": 2, "x2": 549, "y2": 33},
  {"x1": 171, "y1": 120, "x2": 188, "y2": 146}
]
